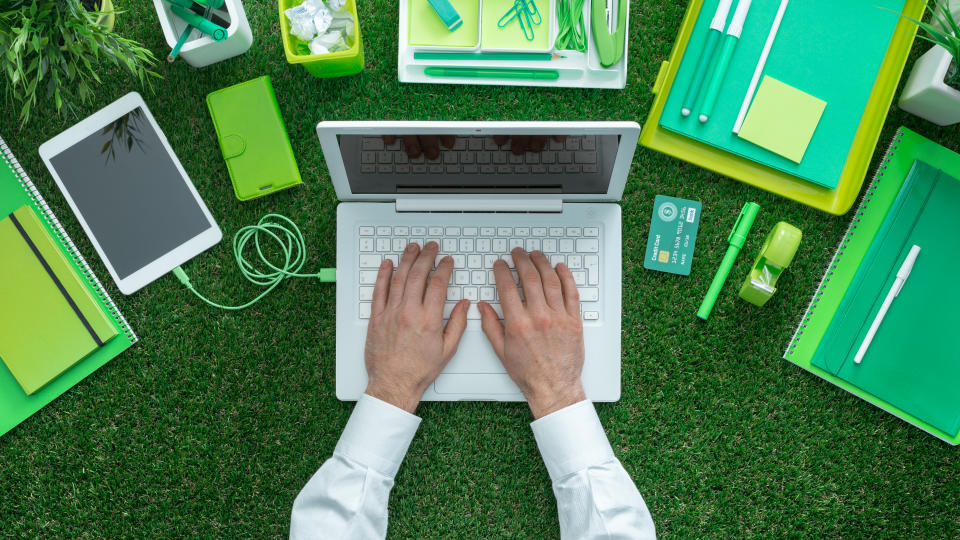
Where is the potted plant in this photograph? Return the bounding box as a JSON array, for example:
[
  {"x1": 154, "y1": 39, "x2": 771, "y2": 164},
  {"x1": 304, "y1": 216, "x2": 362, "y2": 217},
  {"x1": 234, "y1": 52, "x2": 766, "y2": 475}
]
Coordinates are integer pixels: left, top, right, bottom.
[
  {"x1": 0, "y1": 0, "x2": 159, "y2": 127},
  {"x1": 898, "y1": 0, "x2": 960, "y2": 126}
]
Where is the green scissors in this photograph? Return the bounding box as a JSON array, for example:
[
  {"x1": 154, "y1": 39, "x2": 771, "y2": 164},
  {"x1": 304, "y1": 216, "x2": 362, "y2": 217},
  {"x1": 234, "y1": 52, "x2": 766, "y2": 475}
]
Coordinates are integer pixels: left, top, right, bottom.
[{"x1": 498, "y1": 0, "x2": 542, "y2": 41}]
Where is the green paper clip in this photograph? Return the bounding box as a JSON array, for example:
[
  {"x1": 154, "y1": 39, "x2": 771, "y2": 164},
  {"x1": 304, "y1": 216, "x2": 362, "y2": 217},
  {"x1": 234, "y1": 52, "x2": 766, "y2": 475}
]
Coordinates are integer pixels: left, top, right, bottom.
[
  {"x1": 738, "y1": 222, "x2": 802, "y2": 307},
  {"x1": 499, "y1": 0, "x2": 541, "y2": 41}
]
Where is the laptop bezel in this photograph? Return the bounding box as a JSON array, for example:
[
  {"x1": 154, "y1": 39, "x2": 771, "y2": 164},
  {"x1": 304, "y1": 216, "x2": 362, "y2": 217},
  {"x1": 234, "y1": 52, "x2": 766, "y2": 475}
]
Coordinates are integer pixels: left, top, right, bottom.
[{"x1": 316, "y1": 121, "x2": 641, "y2": 203}]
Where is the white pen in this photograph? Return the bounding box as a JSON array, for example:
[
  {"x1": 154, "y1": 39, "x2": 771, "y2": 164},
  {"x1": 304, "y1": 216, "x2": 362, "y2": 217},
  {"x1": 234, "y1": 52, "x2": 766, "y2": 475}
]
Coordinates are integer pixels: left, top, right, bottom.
[{"x1": 854, "y1": 245, "x2": 921, "y2": 365}]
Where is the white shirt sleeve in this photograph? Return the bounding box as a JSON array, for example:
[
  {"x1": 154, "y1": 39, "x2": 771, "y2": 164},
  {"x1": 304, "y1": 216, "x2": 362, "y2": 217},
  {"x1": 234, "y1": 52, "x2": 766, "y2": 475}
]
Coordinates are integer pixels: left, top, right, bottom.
[
  {"x1": 290, "y1": 394, "x2": 421, "y2": 540},
  {"x1": 531, "y1": 400, "x2": 656, "y2": 539}
]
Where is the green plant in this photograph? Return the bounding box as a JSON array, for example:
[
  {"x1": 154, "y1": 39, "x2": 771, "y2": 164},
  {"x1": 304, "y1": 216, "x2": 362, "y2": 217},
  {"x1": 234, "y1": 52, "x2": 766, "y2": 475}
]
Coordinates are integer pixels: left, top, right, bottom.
[
  {"x1": 0, "y1": 0, "x2": 160, "y2": 126},
  {"x1": 902, "y1": 0, "x2": 960, "y2": 87}
]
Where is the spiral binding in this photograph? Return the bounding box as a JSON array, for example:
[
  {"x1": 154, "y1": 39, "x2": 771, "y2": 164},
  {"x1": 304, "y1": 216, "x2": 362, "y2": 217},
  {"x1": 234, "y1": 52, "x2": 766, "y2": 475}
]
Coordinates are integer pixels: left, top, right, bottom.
[
  {"x1": 0, "y1": 136, "x2": 138, "y2": 344},
  {"x1": 784, "y1": 128, "x2": 904, "y2": 358}
]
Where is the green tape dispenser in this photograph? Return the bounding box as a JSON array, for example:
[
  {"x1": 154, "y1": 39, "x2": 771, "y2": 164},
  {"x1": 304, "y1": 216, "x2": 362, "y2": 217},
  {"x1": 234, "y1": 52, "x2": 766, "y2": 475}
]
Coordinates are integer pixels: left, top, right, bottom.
[{"x1": 738, "y1": 221, "x2": 802, "y2": 307}]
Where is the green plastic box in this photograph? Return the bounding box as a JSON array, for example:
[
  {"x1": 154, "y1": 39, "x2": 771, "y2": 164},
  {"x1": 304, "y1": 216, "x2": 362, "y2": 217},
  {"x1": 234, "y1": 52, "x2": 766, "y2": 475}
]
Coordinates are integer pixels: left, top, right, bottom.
[{"x1": 279, "y1": 0, "x2": 364, "y2": 78}]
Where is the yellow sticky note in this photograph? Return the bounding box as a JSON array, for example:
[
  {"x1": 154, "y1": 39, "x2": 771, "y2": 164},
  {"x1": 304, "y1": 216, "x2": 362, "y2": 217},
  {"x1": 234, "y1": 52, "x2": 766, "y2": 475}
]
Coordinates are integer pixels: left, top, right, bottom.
[{"x1": 737, "y1": 76, "x2": 827, "y2": 164}]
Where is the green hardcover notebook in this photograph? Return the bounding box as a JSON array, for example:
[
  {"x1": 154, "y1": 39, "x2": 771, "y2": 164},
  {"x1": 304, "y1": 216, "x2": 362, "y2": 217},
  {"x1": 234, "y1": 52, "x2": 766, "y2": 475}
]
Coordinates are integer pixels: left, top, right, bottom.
[
  {"x1": 659, "y1": 0, "x2": 904, "y2": 189},
  {"x1": 0, "y1": 135, "x2": 136, "y2": 437},
  {"x1": 206, "y1": 76, "x2": 302, "y2": 201},
  {"x1": 785, "y1": 128, "x2": 960, "y2": 444},
  {"x1": 0, "y1": 205, "x2": 117, "y2": 394}
]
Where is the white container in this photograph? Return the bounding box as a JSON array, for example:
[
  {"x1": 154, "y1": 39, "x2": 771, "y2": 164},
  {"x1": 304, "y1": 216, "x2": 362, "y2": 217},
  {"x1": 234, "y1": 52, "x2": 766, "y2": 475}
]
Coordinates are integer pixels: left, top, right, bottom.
[
  {"x1": 898, "y1": 45, "x2": 960, "y2": 126},
  {"x1": 152, "y1": 0, "x2": 253, "y2": 68}
]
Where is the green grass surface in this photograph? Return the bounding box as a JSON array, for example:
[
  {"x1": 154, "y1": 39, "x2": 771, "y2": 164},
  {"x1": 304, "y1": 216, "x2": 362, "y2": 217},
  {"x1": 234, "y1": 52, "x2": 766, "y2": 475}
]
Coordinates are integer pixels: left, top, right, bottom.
[{"x1": 3, "y1": 1, "x2": 960, "y2": 538}]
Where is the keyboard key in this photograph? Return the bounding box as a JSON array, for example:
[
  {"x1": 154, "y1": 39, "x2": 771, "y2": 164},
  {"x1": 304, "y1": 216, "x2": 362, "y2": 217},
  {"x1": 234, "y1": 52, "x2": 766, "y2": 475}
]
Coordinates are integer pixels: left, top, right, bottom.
[
  {"x1": 548, "y1": 165, "x2": 564, "y2": 174},
  {"x1": 361, "y1": 164, "x2": 376, "y2": 173},
  {"x1": 446, "y1": 165, "x2": 461, "y2": 174},
  {"x1": 393, "y1": 226, "x2": 409, "y2": 235},
  {"x1": 459, "y1": 238, "x2": 474, "y2": 252},
  {"x1": 362, "y1": 137, "x2": 384, "y2": 150},
  {"x1": 583, "y1": 164, "x2": 598, "y2": 174},
  {"x1": 359, "y1": 303, "x2": 372, "y2": 319},
  {"x1": 377, "y1": 226, "x2": 391, "y2": 236},
  {"x1": 557, "y1": 151, "x2": 573, "y2": 164},
  {"x1": 532, "y1": 227, "x2": 547, "y2": 237},
  {"x1": 478, "y1": 152, "x2": 492, "y2": 164},
  {"x1": 446, "y1": 227, "x2": 461, "y2": 236},
  {"x1": 429, "y1": 226, "x2": 444, "y2": 236},
  {"x1": 447, "y1": 288, "x2": 462, "y2": 301},
  {"x1": 581, "y1": 136, "x2": 597, "y2": 150},
  {"x1": 411, "y1": 227, "x2": 426, "y2": 236},
  {"x1": 469, "y1": 137, "x2": 484, "y2": 150},
  {"x1": 497, "y1": 227, "x2": 512, "y2": 236},
  {"x1": 559, "y1": 239, "x2": 574, "y2": 253},
  {"x1": 463, "y1": 287, "x2": 479, "y2": 301},
  {"x1": 575, "y1": 151, "x2": 597, "y2": 164},
  {"x1": 583, "y1": 227, "x2": 599, "y2": 237},
  {"x1": 566, "y1": 227, "x2": 582, "y2": 236},
  {"x1": 359, "y1": 226, "x2": 375, "y2": 236},
  {"x1": 359, "y1": 238, "x2": 374, "y2": 252},
  {"x1": 493, "y1": 238, "x2": 507, "y2": 252},
  {"x1": 455, "y1": 271, "x2": 470, "y2": 285},
  {"x1": 509, "y1": 238, "x2": 524, "y2": 250},
  {"x1": 377, "y1": 151, "x2": 392, "y2": 164},
  {"x1": 396, "y1": 165, "x2": 410, "y2": 173},
  {"x1": 583, "y1": 311, "x2": 599, "y2": 321},
  {"x1": 463, "y1": 227, "x2": 478, "y2": 236},
  {"x1": 393, "y1": 238, "x2": 407, "y2": 252},
  {"x1": 485, "y1": 255, "x2": 498, "y2": 267},
  {"x1": 410, "y1": 238, "x2": 424, "y2": 248},
  {"x1": 515, "y1": 227, "x2": 530, "y2": 236},
  {"x1": 481, "y1": 164, "x2": 495, "y2": 174},
  {"x1": 477, "y1": 238, "x2": 491, "y2": 252},
  {"x1": 452, "y1": 255, "x2": 466, "y2": 268},
  {"x1": 572, "y1": 270, "x2": 587, "y2": 286},
  {"x1": 578, "y1": 287, "x2": 599, "y2": 302},
  {"x1": 359, "y1": 271, "x2": 379, "y2": 285},
  {"x1": 550, "y1": 254, "x2": 565, "y2": 266},
  {"x1": 429, "y1": 164, "x2": 443, "y2": 173},
  {"x1": 549, "y1": 227, "x2": 564, "y2": 237},
  {"x1": 526, "y1": 239, "x2": 541, "y2": 251},
  {"x1": 480, "y1": 227, "x2": 495, "y2": 236},
  {"x1": 543, "y1": 239, "x2": 558, "y2": 252},
  {"x1": 468, "y1": 254, "x2": 482, "y2": 268},
  {"x1": 359, "y1": 287, "x2": 374, "y2": 301},
  {"x1": 585, "y1": 255, "x2": 599, "y2": 285},
  {"x1": 385, "y1": 254, "x2": 399, "y2": 266},
  {"x1": 576, "y1": 239, "x2": 599, "y2": 252},
  {"x1": 532, "y1": 165, "x2": 547, "y2": 174},
  {"x1": 565, "y1": 164, "x2": 581, "y2": 174},
  {"x1": 565, "y1": 137, "x2": 580, "y2": 150},
  {"x1": 442, "y1": 239, "x2": 458, "y2": 252},
  {"x1": 443, "y1": 151, "x2": 458, "y2": 164},
  {"x1": 542, "y1": 151, "x2": 557, "y2": 163},
  {"x1": 460, "y1": 152, "x2": 475, "y2": 164},
  {"x1": 568, "y1": 255, "x2": 583, "y2": 269},
  {"x1": 502, "y1": 254, "x2": 515, "y2": 268},
  {"x1": 471, "y1": 270, "x2": 486, "y2": 284},
  {"x1": 376, "y1": 238, "x2": 391, "y2": 252},
  {"x1": 359, "y1": 254, "x2": 381, "y2": 267},
  {"x1": 480, "y1": 287, "x2": 495, "y2": 301}
]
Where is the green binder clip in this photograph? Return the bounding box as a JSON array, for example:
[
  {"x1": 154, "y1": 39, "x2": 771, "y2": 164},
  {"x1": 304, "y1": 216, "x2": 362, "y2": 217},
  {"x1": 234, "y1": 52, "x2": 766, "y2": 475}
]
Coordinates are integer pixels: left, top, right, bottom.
[
  {"x1": 591, "y1": 0, "x2": 627, "y2": 67},
  {"x1": 739, "y1": 221, "x2": 802, "y2": 307}
]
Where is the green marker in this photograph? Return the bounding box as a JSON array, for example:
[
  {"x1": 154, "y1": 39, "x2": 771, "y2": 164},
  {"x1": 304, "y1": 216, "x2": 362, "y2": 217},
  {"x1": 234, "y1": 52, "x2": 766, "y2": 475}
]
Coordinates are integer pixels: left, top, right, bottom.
[
  {"x1": 680, "y1": 0, "x2": 733, "y2": 116},
  {"x1": 424, "y1": 67, "x2": 560, "y2": 80},
  {"x1": 697, "y1": 201, "x2": 760, "y2": 320},
  {"x1": 698, "y1": 0, "x2": 752, "y2": 123}
]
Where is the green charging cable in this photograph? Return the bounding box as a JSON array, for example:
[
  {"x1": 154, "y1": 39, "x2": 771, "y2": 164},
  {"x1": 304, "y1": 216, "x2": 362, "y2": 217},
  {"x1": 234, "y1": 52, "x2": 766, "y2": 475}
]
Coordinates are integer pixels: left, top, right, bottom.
[{"x1": 174, "y1": 213, "x2": 336, "y2": 310}]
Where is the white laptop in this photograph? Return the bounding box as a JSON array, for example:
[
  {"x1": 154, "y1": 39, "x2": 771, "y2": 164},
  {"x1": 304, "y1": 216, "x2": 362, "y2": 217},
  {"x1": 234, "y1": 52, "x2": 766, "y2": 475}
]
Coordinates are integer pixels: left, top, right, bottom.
[{"x1": 319, "y1": 121, "x2": 640, "y2": 401}]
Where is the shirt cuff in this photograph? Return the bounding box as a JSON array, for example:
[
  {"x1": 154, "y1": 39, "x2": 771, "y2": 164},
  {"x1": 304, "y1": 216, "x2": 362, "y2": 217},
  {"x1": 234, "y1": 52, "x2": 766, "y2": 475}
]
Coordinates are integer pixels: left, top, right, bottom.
[
  {"x1": 530, "y1": 400, "x2": 615, "y2": 481},
  {"x1": 334, "y1": 394, "x2": 422, "y2": 478}
]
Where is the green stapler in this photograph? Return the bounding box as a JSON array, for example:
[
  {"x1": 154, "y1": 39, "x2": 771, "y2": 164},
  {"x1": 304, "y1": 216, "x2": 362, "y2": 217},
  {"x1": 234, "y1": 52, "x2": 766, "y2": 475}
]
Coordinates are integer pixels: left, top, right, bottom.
[{"x1": 591, "y1": 0, "x2": 627, "y2": 67}]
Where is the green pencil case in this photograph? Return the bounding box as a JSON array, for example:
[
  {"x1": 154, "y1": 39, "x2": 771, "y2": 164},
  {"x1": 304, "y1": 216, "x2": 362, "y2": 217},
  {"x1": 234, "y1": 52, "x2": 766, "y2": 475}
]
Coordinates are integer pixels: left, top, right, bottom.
[{"x1": 206, "y1": 76, "x2": 302, "y2": 201}]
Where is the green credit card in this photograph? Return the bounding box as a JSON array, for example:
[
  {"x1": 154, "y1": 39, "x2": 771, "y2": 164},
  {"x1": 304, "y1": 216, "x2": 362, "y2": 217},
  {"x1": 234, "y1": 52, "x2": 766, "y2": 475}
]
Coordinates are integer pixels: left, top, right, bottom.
[{"x1": 643, "y1": 195, "x2": 702, "y2": 276}]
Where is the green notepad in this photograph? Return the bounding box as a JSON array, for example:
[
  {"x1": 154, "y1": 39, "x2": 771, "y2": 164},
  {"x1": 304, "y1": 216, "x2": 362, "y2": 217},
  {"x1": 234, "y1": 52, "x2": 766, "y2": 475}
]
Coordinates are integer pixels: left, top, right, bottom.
[
  {"x1": 0, "y1": 206, "x2": 117, "y2": 394},
  {"x1": 785, "y1": 128, "x2": 960, "y2": 444},
  {"x1": 811, "y1": 162, "x2": 960, "y2": 436},
  {"x1": 660, "y1": 0, "x2": 904, "y2": 189},
  {"x1": 0, "y1": 134, "x2": 136, "y2": 437},
  {"x1": 408, "y1": 0, "x2": 480, "y2": 48}
]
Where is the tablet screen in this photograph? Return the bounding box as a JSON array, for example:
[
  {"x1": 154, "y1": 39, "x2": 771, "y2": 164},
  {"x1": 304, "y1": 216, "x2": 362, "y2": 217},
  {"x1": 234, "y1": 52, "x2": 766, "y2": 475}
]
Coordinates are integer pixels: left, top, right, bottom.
[{"x1": 47, "y1": 107, "x2": 213, "y2": 279}]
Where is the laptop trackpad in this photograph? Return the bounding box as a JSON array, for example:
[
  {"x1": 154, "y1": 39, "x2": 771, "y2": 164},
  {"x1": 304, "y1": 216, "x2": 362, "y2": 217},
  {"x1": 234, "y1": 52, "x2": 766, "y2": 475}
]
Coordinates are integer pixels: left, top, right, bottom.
[
  {"x1": 434, "y1": 374, "x2": 521, "y2": 395},
  {"x1": 443, "y1": 330, "x2": 505, "y2": 373}
]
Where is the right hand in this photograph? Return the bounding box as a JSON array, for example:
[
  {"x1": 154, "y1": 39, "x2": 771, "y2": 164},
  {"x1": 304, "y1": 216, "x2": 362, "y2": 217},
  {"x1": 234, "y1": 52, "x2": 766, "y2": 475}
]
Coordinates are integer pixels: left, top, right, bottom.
[{"x1": 478, "y1": 248, "x2": 587, "y2": 419}]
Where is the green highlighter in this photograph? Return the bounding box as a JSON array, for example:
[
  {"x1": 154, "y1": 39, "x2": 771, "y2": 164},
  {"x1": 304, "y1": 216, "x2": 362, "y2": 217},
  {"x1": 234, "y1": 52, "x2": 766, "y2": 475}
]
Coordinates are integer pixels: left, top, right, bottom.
[{"x1": 697, "y1": 201, "x2": 760, "y2": 320}]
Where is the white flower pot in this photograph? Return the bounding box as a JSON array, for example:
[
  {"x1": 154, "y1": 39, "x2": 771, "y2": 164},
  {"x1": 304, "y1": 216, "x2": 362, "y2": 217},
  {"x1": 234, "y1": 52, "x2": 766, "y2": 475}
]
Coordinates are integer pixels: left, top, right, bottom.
[
  {"x1": 898, "y1": 45, "x2": 960, "y2": 126},
  {"x1": 151, "y1": 0, "x2": 253, "y2": 68}
]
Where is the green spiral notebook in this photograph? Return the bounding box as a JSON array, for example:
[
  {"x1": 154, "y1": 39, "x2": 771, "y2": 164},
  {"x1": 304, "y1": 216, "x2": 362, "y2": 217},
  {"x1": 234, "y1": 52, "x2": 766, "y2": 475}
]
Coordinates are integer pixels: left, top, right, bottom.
[
  {"x1": 0, "y1": 135, "x2": 137, "y2": 437},
  {"x1": 784, "y1": 128, "x2": 960, "y2": 444}
]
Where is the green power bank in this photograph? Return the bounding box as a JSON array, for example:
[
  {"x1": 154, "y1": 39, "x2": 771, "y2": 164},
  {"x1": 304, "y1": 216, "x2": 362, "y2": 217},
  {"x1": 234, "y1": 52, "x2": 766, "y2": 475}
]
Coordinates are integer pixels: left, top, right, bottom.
[{"x1": 206, "y1": 76, "x2": 302, "y2": 201}]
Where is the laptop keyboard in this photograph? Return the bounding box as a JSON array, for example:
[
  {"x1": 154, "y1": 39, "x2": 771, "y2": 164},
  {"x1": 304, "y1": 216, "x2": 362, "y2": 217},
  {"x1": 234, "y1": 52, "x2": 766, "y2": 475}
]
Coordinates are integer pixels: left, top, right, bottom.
[
  {"x1": 359, "y1": 135, "x2": 599, "y2": 175},
  {"x1": 356, "y1": 225, "x2": 601, "y2": 321}
]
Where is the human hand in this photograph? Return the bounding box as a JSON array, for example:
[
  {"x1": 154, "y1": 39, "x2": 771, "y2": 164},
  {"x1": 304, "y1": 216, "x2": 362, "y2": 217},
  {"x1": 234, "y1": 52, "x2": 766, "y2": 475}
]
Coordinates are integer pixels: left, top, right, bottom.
[
  {"x1": 364, "y1": 242, "x2": 469, "y2": 413},
  {"x1": 492, "y1": 135, "x2": 568, "y2": 155},
  {"x1": 478, "y1": 248, "x2": 586, "y2": 419},
  {"x1": 383, "y1": 135, "x2": 456, "y2": 161}
]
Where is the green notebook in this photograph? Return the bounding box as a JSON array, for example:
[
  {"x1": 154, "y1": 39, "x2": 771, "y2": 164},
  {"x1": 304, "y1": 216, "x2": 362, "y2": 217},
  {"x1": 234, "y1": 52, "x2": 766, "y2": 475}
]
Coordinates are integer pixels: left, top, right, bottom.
[
  {"x1": 0, "y1": 205, "x2": 117, "y2": 394},
  {"x1": 785, "y1": 128, "x2": 960, "y2": 444},
  {"x1": 0, "y1": 135, "x2": 136, "y2": 437},
  {"x1": 206, "y1": 76, "x2": 302, "y2": 201},
  {"x1": 659, "y1": 0, "x2": 905, "y2": 189}
]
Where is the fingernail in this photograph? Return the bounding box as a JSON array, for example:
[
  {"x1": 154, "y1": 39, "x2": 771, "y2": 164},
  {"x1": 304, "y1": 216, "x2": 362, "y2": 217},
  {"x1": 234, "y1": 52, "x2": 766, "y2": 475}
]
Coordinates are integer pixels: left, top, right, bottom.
[
  {"x1": 426, "y1": 241, "x2": 439, "y2": 249},
  {"x1": 532, "y1": 250, "x2": 544, "y2": 258},
  {"x1": 406, "y1": 243, "x2": 417, "y2": 252}
]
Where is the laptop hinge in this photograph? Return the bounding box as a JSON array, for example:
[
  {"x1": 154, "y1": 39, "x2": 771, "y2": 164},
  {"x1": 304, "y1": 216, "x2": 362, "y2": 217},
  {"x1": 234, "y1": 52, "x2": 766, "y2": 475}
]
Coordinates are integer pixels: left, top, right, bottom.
[{"x1": 395, "y1": 197, "x2": 563, "y2": 213}]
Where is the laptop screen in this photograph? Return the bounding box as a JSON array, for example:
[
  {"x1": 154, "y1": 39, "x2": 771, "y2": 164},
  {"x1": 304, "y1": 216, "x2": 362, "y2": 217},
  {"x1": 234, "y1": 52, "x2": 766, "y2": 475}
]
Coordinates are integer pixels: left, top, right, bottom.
[{"x1": 337, "y1": 133, "x2": 620, "y2": 194}]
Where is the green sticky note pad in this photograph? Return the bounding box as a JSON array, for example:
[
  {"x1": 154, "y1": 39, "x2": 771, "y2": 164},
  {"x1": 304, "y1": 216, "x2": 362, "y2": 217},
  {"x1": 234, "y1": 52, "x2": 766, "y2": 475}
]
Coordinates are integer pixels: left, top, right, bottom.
[
  {"x1": 644, "y1": 195, "x2": 702, "y2": 276},
  {"x1": 408, "y1": 0, "x2": 480, "y2": 48},
  {"x1": 738, "y1": 76, "x2": 827, "y2": 164}
]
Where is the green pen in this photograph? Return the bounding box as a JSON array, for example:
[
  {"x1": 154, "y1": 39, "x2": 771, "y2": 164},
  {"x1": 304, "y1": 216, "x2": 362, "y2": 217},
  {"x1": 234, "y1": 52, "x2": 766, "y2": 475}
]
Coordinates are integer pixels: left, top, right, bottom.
[
  {"x1": 697, "y1": 201, "x2": 760, "y2": 320},
  {"x1": 698, "y1": 0, "x2": 752, "y2": 123},
  {"x1": 681, "y1": 0, "x2": 734, "y2": 116},
  {"x1": 424, "y1": 67, "x2": 560, "y2": 80}
]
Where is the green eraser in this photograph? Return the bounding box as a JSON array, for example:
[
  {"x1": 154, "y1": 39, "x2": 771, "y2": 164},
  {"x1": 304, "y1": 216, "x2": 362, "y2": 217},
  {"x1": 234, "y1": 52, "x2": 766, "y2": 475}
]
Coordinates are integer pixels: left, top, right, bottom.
[{"x1": 426, "y1": 0, "x2": 463, "y2": 31}]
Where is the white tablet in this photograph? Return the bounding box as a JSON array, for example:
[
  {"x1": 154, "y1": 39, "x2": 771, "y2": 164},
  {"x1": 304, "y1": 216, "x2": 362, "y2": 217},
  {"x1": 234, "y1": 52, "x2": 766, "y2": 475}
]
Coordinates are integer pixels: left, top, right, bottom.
[{"x1": 39, "y1": 92, "x2": 222, "y2": 295}]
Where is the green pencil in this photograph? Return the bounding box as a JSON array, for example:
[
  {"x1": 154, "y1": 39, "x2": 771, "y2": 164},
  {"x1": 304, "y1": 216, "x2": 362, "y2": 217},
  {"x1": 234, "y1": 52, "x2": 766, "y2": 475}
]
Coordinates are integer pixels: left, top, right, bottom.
[
  {"x1": 424, "y1": 67, "x2": 560, "y2": 80},
  {"x1": 414, "y1": 52, "x2": 565, "y2": 61}
]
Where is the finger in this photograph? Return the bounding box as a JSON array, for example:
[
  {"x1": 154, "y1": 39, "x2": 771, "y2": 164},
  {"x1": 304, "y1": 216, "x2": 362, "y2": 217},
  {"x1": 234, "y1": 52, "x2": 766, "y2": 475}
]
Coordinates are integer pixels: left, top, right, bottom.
[
  {"x1": 389, "y1": 243, "x2": 419, "y2": 306},
  {"x1": 557, "y1": 262, "x2": 580, "y2": 317},
  {"x1": 404, "y1": 241, "x2": 439, "y2": 304},
  {"x1": 441, "y1": 299, "x2": 469, "y2": 361},
  {"x1": 403, "y1": 135, "x2": 422, "y2": 158},
  {"x1": 511, "y1": 135, "x2": 530, "y2": 156},
  {"x1": 493, "y1": 135, "x2": 509, "y2": 147},
  {"x1": 493, "y1": 259, "x2": 523, "y2": 316},
  {"x1": 530, "y1": 250, "x2": 563, "y2": 310},
  {"x1": 420, "y1": 135, "x2": 441, "y2": 160},
  {"x1": 371, "y1": 258, "x2": 393, "y2": 316},
  {"x1": 528, "y1": 135, "x2": 547, "y2": 152},
  {"x1": 424, "y1": 254, "x2": 454, "y2": 315},
  {"x1": 512, "y1": 247, "x2": 545, "y2": 307},
  {"x1": 383, "y1": 135, "x2": 396, "y2": 145},
  {"x1": 479, "y1": 301, "x2": 505, "y2": 360},
  {"x1": 440, "y1": 135, "x2": 456, "y2": 149}
]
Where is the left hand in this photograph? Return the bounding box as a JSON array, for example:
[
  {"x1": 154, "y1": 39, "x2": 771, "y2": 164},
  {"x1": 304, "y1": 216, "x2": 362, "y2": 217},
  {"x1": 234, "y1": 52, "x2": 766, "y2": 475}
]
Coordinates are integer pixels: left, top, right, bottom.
[{"x1": 364, "y1": 242, "x2": 469, "y2": 413}]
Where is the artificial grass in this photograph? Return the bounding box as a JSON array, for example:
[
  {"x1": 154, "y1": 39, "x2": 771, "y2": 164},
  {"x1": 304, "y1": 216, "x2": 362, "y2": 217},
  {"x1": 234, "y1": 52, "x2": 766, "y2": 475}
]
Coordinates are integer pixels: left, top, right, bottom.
[{"x1": 2, "y1": 1, "x2": 960, "y2": 538}]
